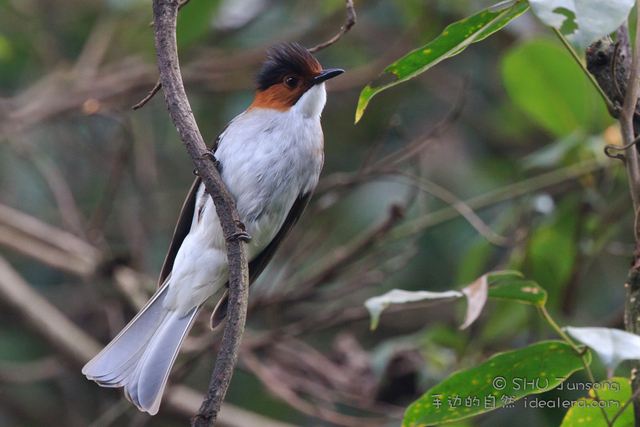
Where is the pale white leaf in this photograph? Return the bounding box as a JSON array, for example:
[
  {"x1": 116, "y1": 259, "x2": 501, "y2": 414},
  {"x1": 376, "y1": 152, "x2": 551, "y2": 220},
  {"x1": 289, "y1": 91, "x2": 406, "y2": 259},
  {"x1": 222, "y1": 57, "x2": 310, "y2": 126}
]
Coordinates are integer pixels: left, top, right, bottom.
[
  {"x1": 460, "y1": 275, "x2": 489, "y2": 330},
  {"x1": 529, "y1": 0, "x2": 634, "y2": 49},
  {"x1": 364, "y1": 289, "x2": 463, "y2": 330},
  {"x1": 564, "y1": 326, "x2": 640, "y2": 369}
]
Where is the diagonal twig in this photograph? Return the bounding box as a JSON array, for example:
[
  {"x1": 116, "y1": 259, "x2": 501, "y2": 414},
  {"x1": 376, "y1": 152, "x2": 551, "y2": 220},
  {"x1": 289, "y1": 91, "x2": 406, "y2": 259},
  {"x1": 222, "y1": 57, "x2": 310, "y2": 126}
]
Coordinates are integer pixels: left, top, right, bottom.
[
  {"x1": 308, "y1": 0, "x2": 356, "y2": 54},
  {"x1": 132, "y1": 79, "x2": 162, "y2": 110}
]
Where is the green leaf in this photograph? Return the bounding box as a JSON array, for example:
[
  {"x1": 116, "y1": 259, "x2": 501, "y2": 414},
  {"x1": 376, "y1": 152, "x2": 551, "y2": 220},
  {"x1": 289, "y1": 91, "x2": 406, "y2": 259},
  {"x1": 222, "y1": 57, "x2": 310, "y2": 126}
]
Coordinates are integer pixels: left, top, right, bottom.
[
  {"x1": 403, "y1": 341, "x2": 589, "y2": 427},
  {"x1": 501, "y1": 39, "x2": 613, "y2": 136},
  {"x1": 488, "y1": 280, "x2": 547, "y2": 306},
  {"x1": 560, "y1": 378, "x2": 633, "y2": 427},
  {"x1": 529, "y1": 0, "x2": 635, "y2": 49},
  {"x1": 365, "y1": 289, "x2": 463, "y2": 330},
  {"x1": 355, "y1": 1, "x2": 529, "y2": 123},
  {"x1": 485, "y1": 270, "x2": 524, "y2": 283}
]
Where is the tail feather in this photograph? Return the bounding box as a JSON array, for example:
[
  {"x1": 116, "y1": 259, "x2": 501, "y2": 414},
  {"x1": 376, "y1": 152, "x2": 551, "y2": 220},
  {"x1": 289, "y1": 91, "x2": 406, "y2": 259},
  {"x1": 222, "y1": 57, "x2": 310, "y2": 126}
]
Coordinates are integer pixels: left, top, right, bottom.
[
  {"x1": 125, "y1": 306, "x2": 199, "y2": 414},
  {"x1": 83, "y1": 280, "x2": 171, "y2": 378},
  {"x1": 83, "y1": 278, "x2": 201, "y2": 415}
]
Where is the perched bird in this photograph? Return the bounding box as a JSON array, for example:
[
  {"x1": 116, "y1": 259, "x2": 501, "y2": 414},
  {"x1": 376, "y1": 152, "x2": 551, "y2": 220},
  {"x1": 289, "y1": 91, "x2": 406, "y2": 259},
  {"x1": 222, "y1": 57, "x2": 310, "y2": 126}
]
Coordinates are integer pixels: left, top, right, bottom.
[{"x1": 82, "y1": 42, "x2": 343, "y2": 415}]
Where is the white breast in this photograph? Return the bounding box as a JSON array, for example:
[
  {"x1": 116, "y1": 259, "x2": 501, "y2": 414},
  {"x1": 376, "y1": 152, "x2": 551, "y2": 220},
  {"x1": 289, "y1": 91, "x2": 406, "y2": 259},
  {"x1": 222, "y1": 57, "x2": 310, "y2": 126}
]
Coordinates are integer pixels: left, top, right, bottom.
[{"x1": 164, "y1": 84, "x2": 327, "y2": 314}]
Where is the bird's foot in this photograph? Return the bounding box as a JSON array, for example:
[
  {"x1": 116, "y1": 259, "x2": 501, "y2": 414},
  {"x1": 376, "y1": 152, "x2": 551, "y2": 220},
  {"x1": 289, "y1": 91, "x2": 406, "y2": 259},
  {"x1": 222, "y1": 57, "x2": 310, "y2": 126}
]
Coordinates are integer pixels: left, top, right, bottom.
[
  {"x1": 228, "y1": 221, "x2": 250, "y2": 242},
  {"x1": 200, "y1": 148, "x2": 217, "y2": 161},
  {"x1": 226, "y1": 231, "x2": 252, "y2": 243}
]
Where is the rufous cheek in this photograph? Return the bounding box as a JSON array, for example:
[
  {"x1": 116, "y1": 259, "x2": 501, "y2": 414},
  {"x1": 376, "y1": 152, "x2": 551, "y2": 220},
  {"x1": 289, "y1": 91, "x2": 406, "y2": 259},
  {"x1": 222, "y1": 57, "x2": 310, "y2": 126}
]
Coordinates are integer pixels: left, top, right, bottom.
[{"x1": 250, "y1": 85, "x2": 303, "y2": 111}]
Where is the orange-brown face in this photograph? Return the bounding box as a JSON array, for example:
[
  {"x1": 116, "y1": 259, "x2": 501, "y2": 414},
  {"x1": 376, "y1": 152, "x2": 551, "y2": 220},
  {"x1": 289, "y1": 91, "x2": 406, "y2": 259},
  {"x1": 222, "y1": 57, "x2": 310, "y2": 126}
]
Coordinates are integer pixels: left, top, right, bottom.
[
  {"x1": 251, "y1": 72, "x2": 320, "y2": 111},
  {"x1": 250, "y1": 42, "x2": 325, "y2": 111}
]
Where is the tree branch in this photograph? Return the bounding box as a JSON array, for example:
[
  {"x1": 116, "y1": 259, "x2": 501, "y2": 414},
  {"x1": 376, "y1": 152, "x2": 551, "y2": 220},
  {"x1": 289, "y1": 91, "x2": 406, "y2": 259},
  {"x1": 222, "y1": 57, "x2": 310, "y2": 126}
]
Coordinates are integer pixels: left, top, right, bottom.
[
  {"x1": 150, "y1": 1, "x2": 249, "y2": 426},
  {"x1": 308, "y1": 0, "x2": 356, "y2": 54},
  {"x1": 588, "y1": 17, "x2": 640, "y2": 427}
]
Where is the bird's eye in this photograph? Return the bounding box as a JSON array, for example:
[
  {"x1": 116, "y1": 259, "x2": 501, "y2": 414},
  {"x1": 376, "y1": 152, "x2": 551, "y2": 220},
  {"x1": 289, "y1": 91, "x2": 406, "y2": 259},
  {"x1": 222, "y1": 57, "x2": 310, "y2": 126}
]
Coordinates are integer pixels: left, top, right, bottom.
[{"x1": 285, "y1": 77, "x2": 298, "y2": 88}]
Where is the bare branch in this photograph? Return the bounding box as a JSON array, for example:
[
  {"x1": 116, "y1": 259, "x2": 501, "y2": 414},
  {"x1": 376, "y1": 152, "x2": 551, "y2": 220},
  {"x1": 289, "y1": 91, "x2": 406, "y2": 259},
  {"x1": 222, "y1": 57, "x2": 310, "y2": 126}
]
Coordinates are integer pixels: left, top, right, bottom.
[
  {"x1": 150, "y1": 1, "x2": 249, "y2": 426},
  {"x1": 620, "y1": 10, "x2": 640, "y2": 426},
  {"x1": 132, "y1": 79, "x2": 162, "y2": 110},
  {"x1": 0, "y1": 254, "x2": 102, "y2": 365},
  {"x1": 0, "y1": 251, "x2": 286, "y2": 427},
  {"x1": 0, "y1": 357, "x2": 64, "y2": 383},
  {"x1": 619, "y1": 20, "x2": 640, "y2": 209},
  {"x1": 308, "y1": 0, "x2": 356, "y2": 54},
  {"x1": 241, "y1": 352, "x2": 386, "y2": 427},
  {"x1": 167, "y1": 385, "x2": 302, "y2": 427},
  {"x1": 0, "y1": 204, "x2": 100, "y2": 275}
]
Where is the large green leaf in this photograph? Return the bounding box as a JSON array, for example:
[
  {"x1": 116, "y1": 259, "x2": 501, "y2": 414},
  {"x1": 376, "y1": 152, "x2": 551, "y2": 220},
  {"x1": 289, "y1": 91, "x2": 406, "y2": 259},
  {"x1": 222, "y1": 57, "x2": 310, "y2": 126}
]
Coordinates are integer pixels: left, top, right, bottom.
[
  {"x1": 560, "y1": 378, "x2": 633, "y2": 427},
  {"x1": 403, "y1": 341, "x2": 589, "y2": 427},
  {"x1": 501, "y1": 38, "x2": 613, "y2": 136},
  {"x1": 355, "y1": 1, "x2": 529, "y2": 123}
]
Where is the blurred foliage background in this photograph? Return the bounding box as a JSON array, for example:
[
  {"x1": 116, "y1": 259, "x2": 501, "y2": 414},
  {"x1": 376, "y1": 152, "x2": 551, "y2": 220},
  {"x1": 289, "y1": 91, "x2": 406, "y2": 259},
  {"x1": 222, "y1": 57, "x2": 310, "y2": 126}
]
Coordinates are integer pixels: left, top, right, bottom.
[{"x1": 0, "y1": 0, "x2": 634, "y2": 426}]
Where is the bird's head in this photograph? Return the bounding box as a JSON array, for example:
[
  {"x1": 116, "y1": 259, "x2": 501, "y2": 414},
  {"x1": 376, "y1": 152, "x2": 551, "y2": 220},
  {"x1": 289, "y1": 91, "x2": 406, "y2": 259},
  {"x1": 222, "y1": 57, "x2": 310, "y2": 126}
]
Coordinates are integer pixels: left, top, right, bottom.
[{"x1": 251, "y1": 42, "x2": 343, "y2": 117}]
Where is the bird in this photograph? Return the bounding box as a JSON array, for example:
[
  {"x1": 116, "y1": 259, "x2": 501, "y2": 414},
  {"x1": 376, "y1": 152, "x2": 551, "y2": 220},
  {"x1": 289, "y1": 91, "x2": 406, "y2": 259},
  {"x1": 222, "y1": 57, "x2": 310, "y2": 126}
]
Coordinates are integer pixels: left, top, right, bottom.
[{"x1": 82, "y1": 42, "x2": 343, "y2": 415}]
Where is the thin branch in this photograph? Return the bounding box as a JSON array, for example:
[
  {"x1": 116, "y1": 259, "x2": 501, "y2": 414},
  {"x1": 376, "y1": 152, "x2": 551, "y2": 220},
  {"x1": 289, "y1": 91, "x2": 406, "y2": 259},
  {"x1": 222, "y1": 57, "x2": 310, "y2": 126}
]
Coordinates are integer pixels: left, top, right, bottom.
[
  {"x1": 150, "y1": 1, "x2": 249, "y2": 426},
  {"x1": 539, "y1": 306, "x2": 610, "y2": 424},
  {"x1": 0, "y1": 254, "x2": 102, "y2": 365},
  {"x1": 604, "y1": 133, "x2": 640, "y2": 161},
  {"x1": 616, "y1": 12, "x2": 640, "y2": 427},
  {"x1": 391, "y1": 158, "x2": 608, "y2": 241},
  {"x1": 88, "y1": 115, "x2": 135, "y2": 231},
  {"x1": 0, "y1": 204, "x2": 100, "y2": 275},
  {"x1": 241, "y1": 352, "x2": 385, "y2": 427},
  {"x1": 86, "y1": 398, "x2": 131, "y2": 427},
  {"x1": 167, "y1": 385, "x2": 302, "y2": 427},
  {"x1": 619, "y1": 19, "x2": 640, "y2": 210},
  {"x1": 0, "y1": 251, "x2": 284, "y2": 427},
  {"x1": 132, "y1": 79, "x2": 161, "y2": 110},
  {"x1": 308, "y1": 0, "x2": 356, "y2": 54},
  {"x1": 285, "y1": 205, "x2": 404, "y2": 300},
  {"x1": 387, "y1": 172, "x2": 508, "y2": 246},
  {"x1": 552, "y1": 27, "x2": 617, "y2": 115},
  {"x1": 0, "y1": 357, "x2": 64, "y2": 383},
  {"x1": 610, "y1": 383, "x2": 640, "y2": 426}
]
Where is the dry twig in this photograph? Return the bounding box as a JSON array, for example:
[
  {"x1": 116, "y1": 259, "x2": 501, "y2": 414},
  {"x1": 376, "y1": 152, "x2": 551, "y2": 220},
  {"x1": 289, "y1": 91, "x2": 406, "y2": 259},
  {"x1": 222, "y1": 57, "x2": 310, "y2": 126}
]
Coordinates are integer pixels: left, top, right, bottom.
[
  {"x1": 241, "y1": 351, "x2": 386, "y2": 427},
  {"x1": 132, "y1": 79, "x2": 162, "y2": 110},
  {"x1": 309, "y1": 0, "x2": 357, "y2": 54}
]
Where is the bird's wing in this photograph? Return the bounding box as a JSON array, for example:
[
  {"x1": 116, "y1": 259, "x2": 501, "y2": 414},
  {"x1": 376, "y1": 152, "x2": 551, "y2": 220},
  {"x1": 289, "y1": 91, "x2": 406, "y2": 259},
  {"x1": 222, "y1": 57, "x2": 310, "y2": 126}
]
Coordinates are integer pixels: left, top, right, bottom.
[
  {"x1": 249, "y1": 191, "x2": 312, "y2": 283},
  {"x1": 210, "y1": 191, "x2": 313, "y2": 328},
  {"x1": 158, "y1": 122, "x2": 231, "y2": 287},
  {"x1": 158, "y1": 177, "x2": 200, "y2": 287}
]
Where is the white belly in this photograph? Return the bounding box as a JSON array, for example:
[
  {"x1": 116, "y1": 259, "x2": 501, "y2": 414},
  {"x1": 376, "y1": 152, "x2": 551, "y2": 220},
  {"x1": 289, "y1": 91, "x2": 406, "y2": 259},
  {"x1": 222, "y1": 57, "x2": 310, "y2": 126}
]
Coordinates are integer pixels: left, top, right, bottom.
[{"x1": 163, "y1": 105, "x2": 324, "y2": 315}]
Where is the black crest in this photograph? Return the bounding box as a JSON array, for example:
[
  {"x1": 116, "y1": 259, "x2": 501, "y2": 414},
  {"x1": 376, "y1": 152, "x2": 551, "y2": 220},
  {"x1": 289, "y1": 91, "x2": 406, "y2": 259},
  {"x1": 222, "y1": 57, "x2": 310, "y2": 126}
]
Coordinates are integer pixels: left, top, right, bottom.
[{"x1": 255, "y1": 42, "x2": 321, "y2": 91}]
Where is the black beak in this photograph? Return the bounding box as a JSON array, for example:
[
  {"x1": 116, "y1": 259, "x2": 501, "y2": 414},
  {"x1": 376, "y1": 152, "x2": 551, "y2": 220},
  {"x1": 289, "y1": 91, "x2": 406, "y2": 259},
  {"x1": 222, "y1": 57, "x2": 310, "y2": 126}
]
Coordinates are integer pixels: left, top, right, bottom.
[{"x1": 313, "y1": 68, "x2": 344, "y2": 85}]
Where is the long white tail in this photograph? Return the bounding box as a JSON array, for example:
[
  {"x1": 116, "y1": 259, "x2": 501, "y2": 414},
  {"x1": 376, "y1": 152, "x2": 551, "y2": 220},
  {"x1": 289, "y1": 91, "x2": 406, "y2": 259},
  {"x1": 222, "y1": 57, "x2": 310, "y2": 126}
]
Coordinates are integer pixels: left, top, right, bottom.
[{"x1": 83, "y1": 279, "x2": 201, "y2": 415}]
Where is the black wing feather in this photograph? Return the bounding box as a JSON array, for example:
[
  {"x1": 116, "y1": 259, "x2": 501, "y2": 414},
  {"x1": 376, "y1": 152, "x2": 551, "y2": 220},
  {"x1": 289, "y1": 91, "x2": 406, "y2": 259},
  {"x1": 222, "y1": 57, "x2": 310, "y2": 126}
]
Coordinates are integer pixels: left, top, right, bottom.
[
  {"x1": 210, "y1": 192, "x2": 313, "y2": 328},
  {"x1": 158, "y1": 122, "x2": 231, "y2": 287},
  {"x1": 159, "y1": 176, "x2": 200, "y2": 286}
]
